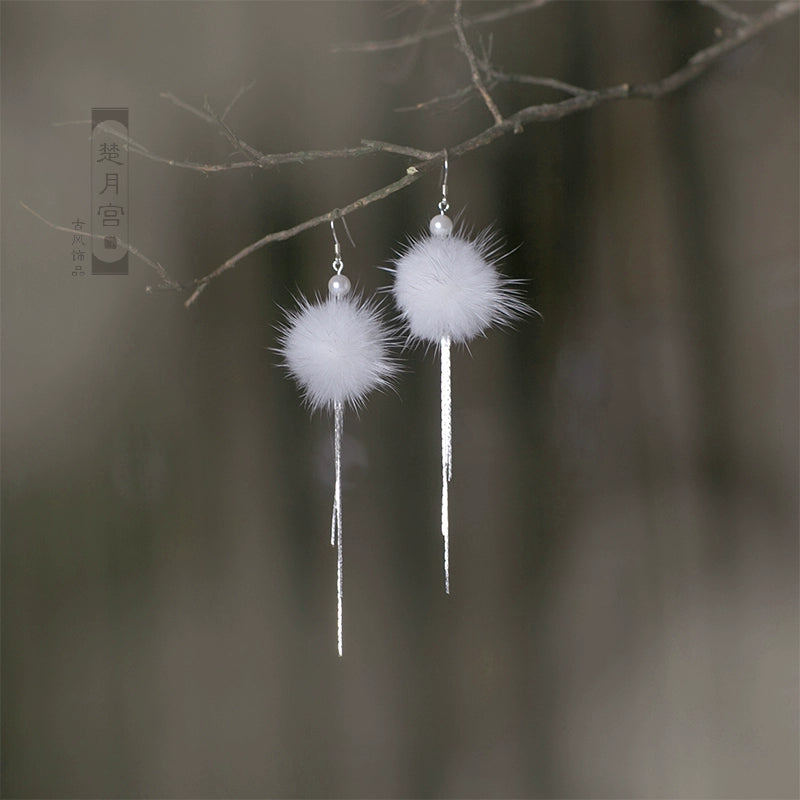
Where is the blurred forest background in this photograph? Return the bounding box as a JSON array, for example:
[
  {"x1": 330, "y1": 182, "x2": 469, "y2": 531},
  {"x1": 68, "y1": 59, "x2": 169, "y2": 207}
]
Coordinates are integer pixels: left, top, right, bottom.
[{"x1": 1, "y1": 1, "x2": 798, "y2": 797}]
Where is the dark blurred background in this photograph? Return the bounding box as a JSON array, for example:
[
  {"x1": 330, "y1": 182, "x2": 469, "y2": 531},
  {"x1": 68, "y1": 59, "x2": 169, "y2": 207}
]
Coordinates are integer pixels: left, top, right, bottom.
[{"x1": 2, "y1": 1, "x2": 798, "y2": 797}]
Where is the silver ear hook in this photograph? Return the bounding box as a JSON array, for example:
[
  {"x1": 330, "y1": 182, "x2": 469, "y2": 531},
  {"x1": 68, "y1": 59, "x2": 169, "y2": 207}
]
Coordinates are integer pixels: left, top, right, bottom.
[
  {"x1": 438, "y1": 151, "x2": 449, "y2": 215},
  {"x1": 330, "y1": 219, "x2": 344, "y2": 275},
  {"x1": 328, "y1": 216, "x2": 353, "y2": 298}
]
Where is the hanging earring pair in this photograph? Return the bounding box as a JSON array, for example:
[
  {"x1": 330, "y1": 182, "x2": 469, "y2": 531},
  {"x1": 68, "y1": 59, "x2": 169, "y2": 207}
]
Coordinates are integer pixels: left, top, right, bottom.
[{"x1": 279, "y1": 155, "x2": 528, "y2": 655}]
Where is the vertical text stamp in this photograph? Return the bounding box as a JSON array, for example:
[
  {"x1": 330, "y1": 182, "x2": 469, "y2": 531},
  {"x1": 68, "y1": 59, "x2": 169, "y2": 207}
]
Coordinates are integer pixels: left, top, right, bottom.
[{"x1": 91, "y1": 108, "x2": 129, "y2": 275}]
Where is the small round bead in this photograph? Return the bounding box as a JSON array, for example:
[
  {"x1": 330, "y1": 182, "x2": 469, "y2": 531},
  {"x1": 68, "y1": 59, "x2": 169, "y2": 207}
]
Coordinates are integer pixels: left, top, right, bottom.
[
  {"x1": 328, "y1": 273, "x2": 351, "y2": 298},
  {"x1": 429, "y1": 214, "x2": 453, "y2": 237}
]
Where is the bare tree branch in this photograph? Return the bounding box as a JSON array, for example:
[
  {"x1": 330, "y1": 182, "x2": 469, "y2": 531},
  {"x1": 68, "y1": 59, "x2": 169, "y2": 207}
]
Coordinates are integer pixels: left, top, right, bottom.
[
  {"x1": 453, "y1": 0, "x2": 505, "y2": 126},
  {"x1": 187, "y1": 0, "x2": 800, "y2": 304},
  {"x1": 332, "y1": 0, "x2": 553, "y2": 53},
  {"x1": 396, "y1": 63, "x2": 590, "y2": 114},
  {"x1": 52, "y1": 116, "x2": 437, "y2": 173},
  {"x1": 24, "y1": 0, "x2": 798, "y2": 308},
  {"x1": 447, "y1": 0, "x2": 799, "y2": 156},
  {"x1": 52, "y1": 118, "x2": 259, "y2": 172},
  {"x1": 183, "y1": 166, "x2": 437, "y2": 308},
  {"x1": 19, "y1": 202, "x2": 183, "y2": 292},
  {"x1": 699, "y1": 0, "x2": 752, "y2": 24},
  {"x1": 163, "y1": 92, "x2": 444, "y2": 168}
]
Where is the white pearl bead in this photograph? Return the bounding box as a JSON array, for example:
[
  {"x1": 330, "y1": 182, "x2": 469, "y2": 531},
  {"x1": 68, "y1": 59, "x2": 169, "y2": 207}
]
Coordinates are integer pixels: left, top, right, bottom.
[
  {"x1": 429, "y1": 214, "x2": 453, "y2": 238},
  {"x1": 328, "y1": 273, "x2": 351, "y2": 297}
]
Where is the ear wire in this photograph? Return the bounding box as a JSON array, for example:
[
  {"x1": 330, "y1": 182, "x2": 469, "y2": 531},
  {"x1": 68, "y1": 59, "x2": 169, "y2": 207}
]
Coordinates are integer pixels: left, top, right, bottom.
[
  {"x1": 330, "y1": 218, "x2": 344, "y2": 275},
  {"x1": 438, "y1": 151, "x2": 450, "y2": 215},
  {"x1": 328, "y1": 217, "x2": 352, "y2": 299}
]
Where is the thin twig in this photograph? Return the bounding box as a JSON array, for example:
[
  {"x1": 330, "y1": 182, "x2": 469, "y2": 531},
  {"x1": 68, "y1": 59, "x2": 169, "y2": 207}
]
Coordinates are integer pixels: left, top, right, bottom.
[
  {"x1": 699, "y1": 0, "x2": 752, "y2": 24},
  {"x1": 52, "y1": 118, "x2": 257, "y2": 172},
  {"x1": 395, "y1": 83, "x2": 490, "y2": 113},
  {"x1": 160, "y1": 91, "x2": 216, "y2": 124},
  {"x1": 51, "y1": 117, "x2": 436, "y2": 172},
  {"x1": 453, "y1": 0, "x2": 504, "y2": 126},
  {"x1": 488, "y1": 71, "x2": 588, "y2": 97},
  {"x1": 222, "y1": 80, "x2": 256, "y2": 121},
  {"x1": 20, "y1": 202, "x2": 182, "y2": 291},
  {"x1": 332, "y1": 0, "x2": 553, "y2": 53},
  {"x1": 203, "y1": 97, "x2": 264, "y2": 164},
  {"x1": 398, "y1": 69, "x2": 587, "y2": 114}
]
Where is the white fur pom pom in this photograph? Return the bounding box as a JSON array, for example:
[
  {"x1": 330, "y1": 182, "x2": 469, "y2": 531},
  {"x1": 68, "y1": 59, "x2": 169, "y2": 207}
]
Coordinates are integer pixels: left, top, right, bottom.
[
  {"x1": 391, "y1": 228, "x2": 528, "y2": 344},
  {"x1": 278, "y1": 293, "x2": 396, "y2": 411}
]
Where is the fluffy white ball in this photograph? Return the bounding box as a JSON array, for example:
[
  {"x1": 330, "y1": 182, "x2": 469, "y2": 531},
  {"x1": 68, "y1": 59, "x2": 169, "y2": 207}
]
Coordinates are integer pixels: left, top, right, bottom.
[
  {"x1": 278, "y1": 293, "x2": 397, "y2": 411},
  {"x1": 392, "y1": 228, "x2": 527, "y2": 344}
]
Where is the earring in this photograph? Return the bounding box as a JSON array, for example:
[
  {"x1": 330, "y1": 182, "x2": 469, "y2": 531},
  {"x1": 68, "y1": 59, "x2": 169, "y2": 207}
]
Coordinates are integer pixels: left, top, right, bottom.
[
  {"x1": 391, "y1": 153, "x2": 528, "y2": 594},
  {"x1": 278, "y1": 218, "x2": 396, "y2": 655}
]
